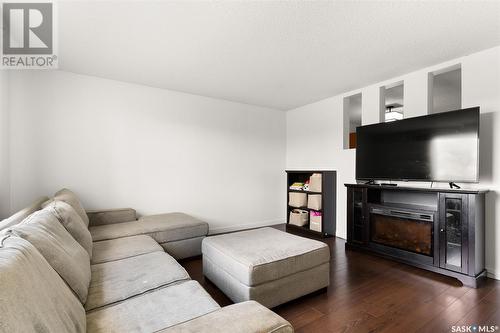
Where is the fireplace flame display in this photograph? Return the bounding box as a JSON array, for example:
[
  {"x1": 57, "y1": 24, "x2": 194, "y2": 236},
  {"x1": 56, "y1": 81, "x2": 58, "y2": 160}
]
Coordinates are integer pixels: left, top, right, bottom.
[{"x1": 370, "y1": 214, "x2": 432, "y2": 256}]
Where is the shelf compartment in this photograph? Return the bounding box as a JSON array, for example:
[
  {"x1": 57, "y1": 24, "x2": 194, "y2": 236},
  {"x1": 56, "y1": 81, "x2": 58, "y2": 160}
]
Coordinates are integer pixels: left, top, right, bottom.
[
  {"x1": 286, "y1": 223, "x2": 323, "y2": 237},
  {"x1": 286, "y1": 170, "x2": 336, "y2": 238},
  {"x1": 288, "y1": 206, "x2": 322, "y2": 212}
]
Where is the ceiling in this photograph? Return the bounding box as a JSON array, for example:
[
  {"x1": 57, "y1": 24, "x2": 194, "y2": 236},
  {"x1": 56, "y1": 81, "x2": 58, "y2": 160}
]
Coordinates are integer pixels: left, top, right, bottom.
[{"x1": 58, "y1": 1, "x2": 500, "y2": 110}]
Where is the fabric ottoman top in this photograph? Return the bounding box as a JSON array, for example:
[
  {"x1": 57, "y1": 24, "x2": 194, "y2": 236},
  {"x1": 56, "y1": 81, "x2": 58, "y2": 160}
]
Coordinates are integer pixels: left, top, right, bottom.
[{"x1": 202, "y1": 227, "x2": 330, "y2": 286}]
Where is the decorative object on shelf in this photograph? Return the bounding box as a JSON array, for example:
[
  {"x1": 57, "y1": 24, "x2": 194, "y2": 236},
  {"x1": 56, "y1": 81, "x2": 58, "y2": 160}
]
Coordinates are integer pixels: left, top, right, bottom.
[
  {"x1": 310, "y1": 211, "x2": 322, "y2": 232},
  {"x1": 349, "y1": 132, "x2": 357, "y2": 149},
  {"x1": 289, "y1": 182, "x2": 305, "y2": 191},
  {"x1": 289, "y1": 209, "x2": 309, "y2": 227},
  {"x1": 307, "y1": 194, "x2": 322, "y2": 210},
  {"x1": 288, "y1": 192, "x2": 307, "y2": 208},
  {"x1": 385, "y1": 103, "x2": 404, "y2": 122},
  {"x1": 309, "y1": 173, "x2": 322, "y2": 192},
  {"x1": 286, "y1": 170, "x2": 336, "y2": 238},
  {"x1": 303, "y1": 180, "x2": 310, "y2": 191}
]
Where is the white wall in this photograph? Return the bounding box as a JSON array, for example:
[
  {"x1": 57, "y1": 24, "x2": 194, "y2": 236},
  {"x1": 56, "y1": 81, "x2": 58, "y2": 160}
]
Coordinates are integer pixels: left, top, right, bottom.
[
  {"x1": 8, "y1": 71, "x2": 286, "y2": 233},
  {"x1": 462, "y1": 47, "x2": 500, "y2": 278},
  {"x1": 0, "y1": 71, "x2": 9, "y2": 218},
  {"x1": 287, "y1": 46, "x2": 500, "y2": 278}
]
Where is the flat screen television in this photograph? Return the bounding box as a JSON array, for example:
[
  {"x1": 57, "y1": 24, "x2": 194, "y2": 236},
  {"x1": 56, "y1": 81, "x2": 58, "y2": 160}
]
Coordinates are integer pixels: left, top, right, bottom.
[{"x1": 356, "y1": 107, "x2": 479, "y2": 183}]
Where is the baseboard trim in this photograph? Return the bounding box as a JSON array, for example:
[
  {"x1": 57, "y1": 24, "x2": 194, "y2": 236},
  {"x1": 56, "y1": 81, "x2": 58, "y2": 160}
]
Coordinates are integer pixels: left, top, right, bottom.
[
  {"x1": 486, "y1": 267, "x2": 500, "y2": 281},
  {"x1": 209, "y1": 219, "x2": 285, "y2": 235}
]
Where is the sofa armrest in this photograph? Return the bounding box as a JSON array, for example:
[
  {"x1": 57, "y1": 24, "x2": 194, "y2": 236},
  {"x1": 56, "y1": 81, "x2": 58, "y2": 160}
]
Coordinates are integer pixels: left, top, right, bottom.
[
  {"x1": 159, "y1": 301, "x2": 293, "y2": 333},
  {"x1": 86, "y1": 208, "x2": 137, "y2": 227}
]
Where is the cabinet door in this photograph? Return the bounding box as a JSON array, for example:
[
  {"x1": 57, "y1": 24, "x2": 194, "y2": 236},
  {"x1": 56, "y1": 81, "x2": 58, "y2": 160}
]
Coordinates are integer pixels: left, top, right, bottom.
[
  {"x1": 348, "y1": 188, "x2": 367, "y2": 245},
  {"x1": 439, "y1": 193, "x2": 468, "y2": 273}
]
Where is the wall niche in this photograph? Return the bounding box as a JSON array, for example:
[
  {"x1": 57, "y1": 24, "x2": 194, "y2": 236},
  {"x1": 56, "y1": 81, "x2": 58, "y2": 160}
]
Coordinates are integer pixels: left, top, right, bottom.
[
  {"x1": 380, "y1": 81, "x2": 404, "y2": 122},
  {"x1": 343, "y1": 93, "x2": 362, "y2": 149},
  {"x1": 429, "y1": 64, "x2": 461, "y2": 114}
]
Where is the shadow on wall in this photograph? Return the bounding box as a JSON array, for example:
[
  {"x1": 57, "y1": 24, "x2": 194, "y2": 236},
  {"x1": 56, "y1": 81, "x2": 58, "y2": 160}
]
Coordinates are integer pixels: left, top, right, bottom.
[
  {"x1": 480, "y1": 112, "x2": 494, "y2": 182},
  {"x1": 486, "y1": 191, "x2": 497, "y2": 277},
  {"x1": 480, "y1": 112, "x2": 497, "y2": 277}
]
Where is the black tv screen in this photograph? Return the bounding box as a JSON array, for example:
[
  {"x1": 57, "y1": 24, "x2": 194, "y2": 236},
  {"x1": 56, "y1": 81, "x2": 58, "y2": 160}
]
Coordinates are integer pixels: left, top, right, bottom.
[{"x1": 356, "y1": 107, "x2": 479, "y2": 182}]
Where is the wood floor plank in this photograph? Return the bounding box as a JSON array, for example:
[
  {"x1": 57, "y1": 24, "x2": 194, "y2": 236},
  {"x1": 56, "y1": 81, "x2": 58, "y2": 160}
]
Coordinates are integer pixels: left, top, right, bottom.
[
  {"x1": 417, "y1": 279, "x2": 498, "y2": 333},
  {"x1": 485, "y1": 306, "x2": 500, "y2": 325},
  {"x1": 483, "y1": 284, "x2": 500, "y2": 304},
  {"x1": 286, "y1": 307, "x2": 325, "y2": 330},
  {"x1": 455, "y1": 299, "x2": 498, "y2": 326}
]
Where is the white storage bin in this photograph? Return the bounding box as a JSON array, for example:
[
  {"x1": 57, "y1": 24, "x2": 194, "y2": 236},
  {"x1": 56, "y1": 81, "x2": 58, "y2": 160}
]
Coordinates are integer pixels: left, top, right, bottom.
[
  {"x1": 288, "y1": 192, "x2": 307, "y2": 208},
  {"x1": 309, "y1": 173, "x2": 322, "y2": 192},
  {"x1": 289, "y1": 209, "x2": 309, "y2": 227},
  {"x1": 310, "y1": 211, "x2": 322, "y2": 232},
  {"x1": 307, "y1": 194, "x2": 322, "y2": 210}
]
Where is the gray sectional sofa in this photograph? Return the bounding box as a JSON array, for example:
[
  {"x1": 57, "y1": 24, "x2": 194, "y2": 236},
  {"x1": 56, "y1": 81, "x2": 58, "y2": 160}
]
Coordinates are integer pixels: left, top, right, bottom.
[{"x1": 0, "y1": 189, "x2": 293, "y2": 333}]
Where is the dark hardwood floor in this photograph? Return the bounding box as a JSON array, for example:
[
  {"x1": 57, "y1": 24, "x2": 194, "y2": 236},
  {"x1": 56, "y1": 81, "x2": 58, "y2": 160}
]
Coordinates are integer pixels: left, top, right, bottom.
[{"x1": 180, "y1": 224, "x2": 500, "y2": 333}]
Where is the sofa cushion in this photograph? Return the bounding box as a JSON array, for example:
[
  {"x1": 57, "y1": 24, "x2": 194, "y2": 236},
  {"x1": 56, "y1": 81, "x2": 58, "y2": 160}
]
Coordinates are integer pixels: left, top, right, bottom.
[
  {"x1": 157, "y1": 301, "x2": 293, "y2": 333},
  {"x1": 86, "y1": 280, "x2": 220, "y2": 333},
  {"x1": 46, "y1": 188, "x2": 89, "y2": 227},
  {"x1": 202, "y1": 227, "x2": 330, "y2": 286},
  {"x1": 87, "y1": 208, "x2": 137, "y2": 226},
  {"x1": 90, "y1": 212, "x2": 208, "y2": 243},
  {"x1": 0, "y1": 196, "x2": 48, "y2": 231},
  {"x1": 85, "y1": 251, "x2": 190, "y2": 311},
  {"x1": 0, "y1": 234, "x2": 86, "y2": 333},
  {"x1": 45, "y1": 200, "x2": 93, "y2": 258},
  {"x1": 91, "y1": 235, "x2": 163, "y2": 265},
  {"x1": 9, "y1": 209, "x2": 91, "y2": 304},
  {"x1": 160, "y1": 236, "x2": 205, "y2": 260}
]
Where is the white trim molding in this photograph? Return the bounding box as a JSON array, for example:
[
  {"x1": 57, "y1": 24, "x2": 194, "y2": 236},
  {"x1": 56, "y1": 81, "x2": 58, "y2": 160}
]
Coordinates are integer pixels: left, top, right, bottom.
[{"x1": 486, "y1": 267, "x2": 499, "y2": 281}]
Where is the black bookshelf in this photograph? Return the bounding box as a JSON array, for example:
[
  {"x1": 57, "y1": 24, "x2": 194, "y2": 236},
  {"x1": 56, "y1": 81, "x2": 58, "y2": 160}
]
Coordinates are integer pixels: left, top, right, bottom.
[{"x1": 286, "y1": 170, "x2": 337, "y2": 237}]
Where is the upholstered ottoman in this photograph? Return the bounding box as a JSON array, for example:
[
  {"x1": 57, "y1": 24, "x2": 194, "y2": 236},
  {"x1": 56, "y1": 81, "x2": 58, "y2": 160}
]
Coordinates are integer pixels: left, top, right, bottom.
[{"x1": 202, "y1": 227, "x2": 330, "y2": 308}]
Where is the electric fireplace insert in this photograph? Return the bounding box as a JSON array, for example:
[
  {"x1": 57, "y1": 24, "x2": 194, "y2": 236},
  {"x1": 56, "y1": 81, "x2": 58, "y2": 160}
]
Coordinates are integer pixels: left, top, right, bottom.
[{"x1": 370, "y1": 207, "x2": 433, "y2": 256}]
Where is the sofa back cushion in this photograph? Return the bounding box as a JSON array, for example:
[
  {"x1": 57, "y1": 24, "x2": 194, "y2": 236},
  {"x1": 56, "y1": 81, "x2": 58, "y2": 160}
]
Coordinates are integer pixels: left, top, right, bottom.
[
  {"x1": 44, "y1": 200, "x2": 92, "y2": 258},
  {"x1": 44, "y1": 188, "x2": 89, "y2": 227},
  {"x1": 0, "y1": 196, "x2": 49, "y2": 231},
  {"x1": 9, "y1": 209, "x2": 91, "y2": 304},
  {"x1": 0, "y1": 233, "x2": 86, "y2": 333}
]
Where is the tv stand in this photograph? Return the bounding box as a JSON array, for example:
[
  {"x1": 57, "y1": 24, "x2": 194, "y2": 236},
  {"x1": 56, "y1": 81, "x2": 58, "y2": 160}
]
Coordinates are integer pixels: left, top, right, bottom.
[
  {"x1": 449, "y1": 182, "x2": 461, "y2": 189},
  {"x1": 345, "y1": 183, "x2": 488, "y2": 287}
]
